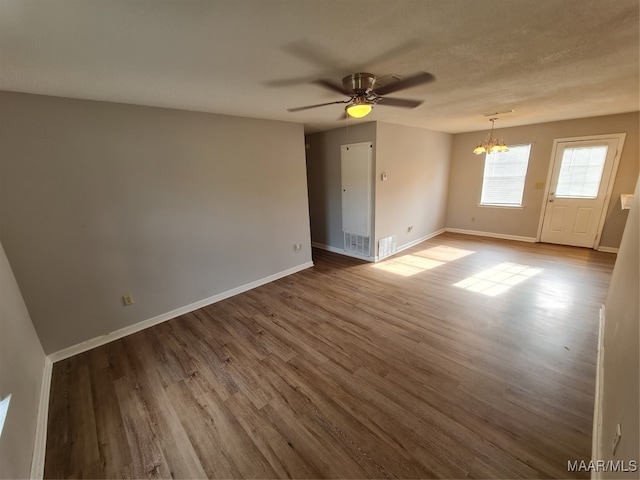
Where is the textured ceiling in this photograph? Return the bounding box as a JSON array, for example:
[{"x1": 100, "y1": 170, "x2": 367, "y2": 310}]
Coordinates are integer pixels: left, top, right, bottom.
[{"x1": 1, "y1": 0, "x2": 638, "y2": 133}]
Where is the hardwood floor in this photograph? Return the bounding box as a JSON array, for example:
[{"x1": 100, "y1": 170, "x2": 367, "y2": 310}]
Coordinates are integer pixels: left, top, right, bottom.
[{"x1": 44, "y1": 233, "x2": 616, "y2": 479}]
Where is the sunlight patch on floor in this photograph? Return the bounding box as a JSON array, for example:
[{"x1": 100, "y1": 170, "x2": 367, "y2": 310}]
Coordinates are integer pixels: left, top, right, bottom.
[
  {"x1": 453, "y1": 262, "x2": 543, "y2": 296},
  {"x1": 414, "y1": 245, "x2": 476, "y2": 262},
  {"x1": 535, "y1": 280, "x2": 574, "y2": 309},
  {"x1": 373, "y1": 254, "x2": 444, "y2": 276},
  {"x1": 372, "y1": 245, "x2": 476, "y2": 277}
]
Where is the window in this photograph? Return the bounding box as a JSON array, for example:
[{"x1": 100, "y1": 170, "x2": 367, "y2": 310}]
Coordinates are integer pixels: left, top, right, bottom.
[
  {"x1": 0, "y1": 394, "x2": 10, "y2": 437},
  {"x1": 480, "y1": 144, "x2": 532, "y2": 207}
]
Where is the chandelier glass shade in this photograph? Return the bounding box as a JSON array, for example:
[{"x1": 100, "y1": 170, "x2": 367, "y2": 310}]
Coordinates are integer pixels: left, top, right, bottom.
[
  {"x1": 345, "y1": 97, "x2": 373, "y2": 118},
  {"x1": 473, "y1": 118, "x2": 509, "y2": 154}
]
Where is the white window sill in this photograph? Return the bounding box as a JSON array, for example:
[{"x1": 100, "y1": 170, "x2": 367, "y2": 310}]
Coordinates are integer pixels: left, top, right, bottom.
[{"x1": 477, "y1": 204, "x2": 525, "y2": 210}]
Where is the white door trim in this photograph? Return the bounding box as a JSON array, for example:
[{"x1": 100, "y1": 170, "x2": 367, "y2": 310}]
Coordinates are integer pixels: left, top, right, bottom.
[{"x1": 536, "y1": 133, "x2": 626, "y2": 249}]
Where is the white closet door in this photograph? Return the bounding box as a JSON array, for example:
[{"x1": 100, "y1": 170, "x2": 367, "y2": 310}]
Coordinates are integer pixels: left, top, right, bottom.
[{"x1": 341, "y1": 142, "x2": 372, "y2": 236}]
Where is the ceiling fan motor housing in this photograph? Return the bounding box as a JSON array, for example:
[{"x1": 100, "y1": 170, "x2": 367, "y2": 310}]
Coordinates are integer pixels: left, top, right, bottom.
[{"x1": 343, "y1": 72, "x2": 377, "y2": 94}]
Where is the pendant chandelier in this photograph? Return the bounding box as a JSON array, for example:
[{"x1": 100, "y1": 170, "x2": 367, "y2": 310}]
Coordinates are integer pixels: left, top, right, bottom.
[{"x1": 473, "y1": 117, "x2": 509, "y2": 155}]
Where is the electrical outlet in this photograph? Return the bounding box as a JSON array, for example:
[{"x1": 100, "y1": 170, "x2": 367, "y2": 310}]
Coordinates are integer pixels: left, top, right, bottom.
[
  {"x1": 122, "y1": 294, "x2": 134, "y2": 306},
  {"x1": 407, "y1": 225, "x2": 413, "y2": 232},
  {"x1": 471, "y1": 216, "x2": 476, "y2": 222},
  {"x1": 293, "y1": 244, "x2": 302, "y2": 253}
]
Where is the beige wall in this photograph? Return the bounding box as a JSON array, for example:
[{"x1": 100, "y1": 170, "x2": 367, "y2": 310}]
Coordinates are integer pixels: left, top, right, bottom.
[
  {"x1": 599, "y1": 175, "x2": 639, "y2": 477},
  {"x1": 305, "y1": 122, "x2": 377, "y2": 251},
  {"x1": 0, "y1": 241, "x2": 46, "y2": 479},
  {"x1": 375, "y1": 122, "x2": 451, "y2": 252},
  {"x1": 0, "y1": 92, "x2": 312, "y2": 354},
  {"x1": 447, "y1": 113, "x2": 639, "y2": 247}
]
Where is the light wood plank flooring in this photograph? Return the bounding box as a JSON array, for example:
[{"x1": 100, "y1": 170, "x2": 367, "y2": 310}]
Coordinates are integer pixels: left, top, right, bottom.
[{"x1": 44, "y1": 233, "x2": 616, "y2": 478}]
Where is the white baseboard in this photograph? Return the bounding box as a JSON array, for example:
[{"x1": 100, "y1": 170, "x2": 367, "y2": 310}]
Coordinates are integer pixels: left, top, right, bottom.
[
  {"x1": 445, "y1": 228, "x2": 536, "y2": 243},
  {"x1": 597, "y1": 246, "x2": 619, "y2": 254},
  {"x1": 30, "y1": 357, "x2": 52, "y2": 479},
  {"x1": 49, "y1": 261, "x2": 314, "y2": 363},
  {"x1": 396, "y1": 228, "x2": 447, "y2": 253},
  {"x1": 311, "y1": 242, "x2": 374, "y2": 262},
  {"x1": 375, "y1": 229, "x2": 446, "y2": 261},
  {"x1": 446, "y1": 228, "x2": 617, "y2": 252},
  {"x1": 591, "y1": 305, "x2": 606, "y2": 479}
]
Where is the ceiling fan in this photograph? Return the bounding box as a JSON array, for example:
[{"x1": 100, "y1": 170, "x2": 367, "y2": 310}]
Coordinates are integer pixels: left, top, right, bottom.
[{"x1": 287, "y1": 71, "x2": 435, "y2": 119}]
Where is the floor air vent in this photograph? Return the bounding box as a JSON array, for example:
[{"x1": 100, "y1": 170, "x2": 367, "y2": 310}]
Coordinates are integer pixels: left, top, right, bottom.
[
  {"x1": 378, "y1": 235, "x2": 397, "y2": 260},
  {"x1": 344, "y1": 232, "x2": 371, "y2": 256}
]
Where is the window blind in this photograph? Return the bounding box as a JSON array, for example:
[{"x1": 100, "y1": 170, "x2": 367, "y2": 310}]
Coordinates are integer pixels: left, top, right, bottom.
[
  {"x1": 556, "y1": 146, "x2": 607, "y2": 198},
  {"x1": 480, "y1": 144, "x2": 532, "y2": 206}
]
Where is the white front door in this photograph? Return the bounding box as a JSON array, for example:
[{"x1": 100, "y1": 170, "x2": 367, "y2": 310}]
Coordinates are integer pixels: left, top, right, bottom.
[{"x1": 539, "y1": 135, "x2": 625, "y2": 248}]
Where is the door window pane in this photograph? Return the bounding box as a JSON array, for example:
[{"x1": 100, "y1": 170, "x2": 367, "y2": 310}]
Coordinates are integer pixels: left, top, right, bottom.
[{"x1": 556, "y1": 146, "x2": 607, "y2": 198}]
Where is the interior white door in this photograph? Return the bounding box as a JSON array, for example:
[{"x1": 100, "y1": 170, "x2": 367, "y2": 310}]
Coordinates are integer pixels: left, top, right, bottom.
[
  {"x1": 341, "y1": 142, "x2": 372, "y2": 236},
  {"x1": 540, "y1": 136, "x2": 623, "y2": 248}
]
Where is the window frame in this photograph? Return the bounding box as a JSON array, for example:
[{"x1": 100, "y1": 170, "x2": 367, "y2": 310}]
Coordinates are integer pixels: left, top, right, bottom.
[{"x1": 479, "y1": 143, "x2": 532, "y2": 208}]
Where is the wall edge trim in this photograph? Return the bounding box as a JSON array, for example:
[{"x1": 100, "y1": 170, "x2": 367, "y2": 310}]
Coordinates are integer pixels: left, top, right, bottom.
[
  {"x1": 445, "y1": 228, "x2": 536, "y2": 243},
  {"x1": 590, "y1": 305, "x2": 606, "y2": 480},
  {"x1": 597, "y1": 246, "x2": 619, "y2": 254},
  {"x1": 30, "y1": 356, "x2": 52, "y2": 479},
  {"x1": 48, "y1": 261, "x2": 314, "y2": 363}
]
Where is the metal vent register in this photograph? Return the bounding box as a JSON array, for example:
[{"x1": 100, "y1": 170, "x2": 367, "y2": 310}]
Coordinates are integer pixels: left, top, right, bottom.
[
  {"x1": 344, "y1": 232, "x2": 370, "y2": 256},
  {"x1": 378, "y1": 235, "x2": 397, "y2": 260}
]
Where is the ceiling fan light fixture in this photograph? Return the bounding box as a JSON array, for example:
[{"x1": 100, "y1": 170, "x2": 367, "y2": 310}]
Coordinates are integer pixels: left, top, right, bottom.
[
  {"x1": 288, "y1": 70, "x2": 435, "y2": 118},
  {"x1": 345, "y1": 98, "x2": 373, "y2": 118}
]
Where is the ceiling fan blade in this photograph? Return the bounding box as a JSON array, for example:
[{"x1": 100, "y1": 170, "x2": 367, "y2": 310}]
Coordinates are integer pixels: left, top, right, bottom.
[
  {"x1": 282, "y1": 41, "x2": 349, "y2": 72},
  {"x1": 352, "y1": 39, "x2": 423, "y2": 72},
  {"x1": 314, "y1": 79, "x2": 348, "y2": 95},
  {"x1": 265, "y1": 75, "x2": 319, "y2": 87},
  {"x1": 377, "y1": 97, "x2": 423, "y2": 109},
  {"x1": 374, "y1": 71, "x2": 435, "y2": 96},
  {"x1": 287, "y1": 100, "x2": 348, "y2": 112}
]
